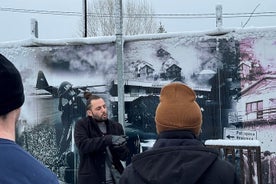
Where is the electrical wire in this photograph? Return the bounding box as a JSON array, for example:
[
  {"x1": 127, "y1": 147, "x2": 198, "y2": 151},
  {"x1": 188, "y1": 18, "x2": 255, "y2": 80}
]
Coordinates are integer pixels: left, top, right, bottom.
[
  {"x1": 0, "y1": 7, "x2": 81, "y2": 16},
  {"x1": 1, "y1": 7, "x2": 276, "y2": 19}
]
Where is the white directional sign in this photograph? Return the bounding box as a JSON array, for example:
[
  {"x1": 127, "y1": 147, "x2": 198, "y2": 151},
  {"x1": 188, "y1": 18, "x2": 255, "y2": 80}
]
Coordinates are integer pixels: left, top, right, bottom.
[{"x1": 223, "y1": 128, "x2": 257, "y2": 140}]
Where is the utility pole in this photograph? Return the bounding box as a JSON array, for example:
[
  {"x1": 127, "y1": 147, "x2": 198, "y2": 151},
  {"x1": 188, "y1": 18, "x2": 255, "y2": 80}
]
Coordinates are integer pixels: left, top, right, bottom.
[
  {"x1": 31, "y1": 18, "x2": 38, "y2": 38},
  {"x1": 216, "y1": 4, "x2": 223, "y2": 29},
  {"x1": 83, "y1": 0, "x2": 87, "y2": 37},
  {"x1": 115, "y1": 0, "x2": 125, "y2": 129}
]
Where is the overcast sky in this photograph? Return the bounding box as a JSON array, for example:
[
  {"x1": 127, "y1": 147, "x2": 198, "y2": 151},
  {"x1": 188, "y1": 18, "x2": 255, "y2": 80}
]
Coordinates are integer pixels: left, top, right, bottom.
[{"x1": 0, "y1": 0, "x2": 276, "y2": 42}]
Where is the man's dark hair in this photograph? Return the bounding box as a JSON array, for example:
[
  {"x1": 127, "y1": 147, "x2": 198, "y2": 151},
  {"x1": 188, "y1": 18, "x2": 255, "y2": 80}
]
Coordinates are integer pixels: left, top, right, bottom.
[{"x1": 84, "y1": 92, "x2": 101, "y2": 110}]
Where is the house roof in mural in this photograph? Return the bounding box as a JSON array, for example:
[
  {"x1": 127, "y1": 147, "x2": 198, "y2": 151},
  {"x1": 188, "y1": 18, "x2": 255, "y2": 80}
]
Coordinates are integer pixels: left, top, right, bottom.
[
  {"x1": 134, "y1": 60, "x2": 153, "y2": 66},
  {"x1": 241, "y1": 75, "x2": 276, "y2": 96},
  {"x1": 239, "y1": 61, "x2": 251, "y2": 67},
  {"x1": 166, "y1": 64, "x2": 181, "y2": 70},
  {"x1": 140, "y1": 64, "x2": 154, "y2": 71}
]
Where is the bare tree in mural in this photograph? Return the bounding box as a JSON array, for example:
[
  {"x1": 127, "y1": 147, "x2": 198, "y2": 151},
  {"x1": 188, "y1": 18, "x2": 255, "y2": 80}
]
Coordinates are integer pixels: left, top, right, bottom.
[{"x1": 84, "y1": 0, "x2": 158, "y2": 36}]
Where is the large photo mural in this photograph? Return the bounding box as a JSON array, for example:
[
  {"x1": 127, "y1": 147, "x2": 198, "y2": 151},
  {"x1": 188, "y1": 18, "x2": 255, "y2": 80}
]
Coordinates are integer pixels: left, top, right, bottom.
[
  {"x1": 0, "y1": 28, "x2": 276, "y2": 183},
  {"x1": 0, "y1": 44, "x2": 117, "y2": 183}
]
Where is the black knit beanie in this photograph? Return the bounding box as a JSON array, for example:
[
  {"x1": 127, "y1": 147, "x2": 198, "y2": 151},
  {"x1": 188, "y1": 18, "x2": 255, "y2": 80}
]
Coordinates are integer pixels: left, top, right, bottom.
[{"x1": 0, "y1": 54, "x2": 25, "y2": 115}]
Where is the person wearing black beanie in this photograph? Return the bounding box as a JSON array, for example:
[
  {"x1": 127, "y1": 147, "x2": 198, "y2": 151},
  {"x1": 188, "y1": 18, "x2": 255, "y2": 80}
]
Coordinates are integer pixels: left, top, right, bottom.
[
  {"x1": 0, "y1": 54, "x2": 59, "y2": 184},
  {"x1": 0, "y1": 54, "x2": 25, "y2": 115}
]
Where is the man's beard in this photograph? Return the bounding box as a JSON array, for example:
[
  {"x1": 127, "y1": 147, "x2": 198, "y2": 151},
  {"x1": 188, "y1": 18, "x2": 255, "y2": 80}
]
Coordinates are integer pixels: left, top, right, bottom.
[{"x1": 93, "y1": 113, "x2": 108, "y2": 122}]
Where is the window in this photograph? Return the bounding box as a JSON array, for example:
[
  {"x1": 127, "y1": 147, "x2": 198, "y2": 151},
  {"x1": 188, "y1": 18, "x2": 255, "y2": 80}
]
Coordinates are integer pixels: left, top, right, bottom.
[{"x1": 246, "y1": 101, "x2": 263, "y2": 113}]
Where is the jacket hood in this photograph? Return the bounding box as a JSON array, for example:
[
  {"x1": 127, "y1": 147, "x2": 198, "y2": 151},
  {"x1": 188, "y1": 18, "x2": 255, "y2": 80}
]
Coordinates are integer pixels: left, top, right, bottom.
[{"x1": 131, "y1": 131, "x2": 219, "y2": 184}]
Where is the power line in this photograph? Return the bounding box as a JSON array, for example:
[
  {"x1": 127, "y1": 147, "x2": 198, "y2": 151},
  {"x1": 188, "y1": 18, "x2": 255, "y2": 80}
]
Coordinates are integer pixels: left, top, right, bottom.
[
  {"x1": 0, "y1": 7, "x2": 81, "y2": 16},
  {"x1": 1, "y1": 6, "x2": 276, "y2": 19},
  {"x1": 122, "y1": 12, "x2": 276, "y2": 19}
]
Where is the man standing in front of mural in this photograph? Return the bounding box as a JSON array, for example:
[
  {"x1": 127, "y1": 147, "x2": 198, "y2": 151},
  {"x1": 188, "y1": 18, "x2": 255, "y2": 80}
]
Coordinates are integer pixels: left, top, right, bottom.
[
  {"x1": 120, "y1": 82, "x2": 239, "y2": 184},
  {"x1": 74, "y1": 92, "x2": 129, "y2": 184},
  {"x1": 0, "y1": 54, "x2": 59, "y2": 184}
]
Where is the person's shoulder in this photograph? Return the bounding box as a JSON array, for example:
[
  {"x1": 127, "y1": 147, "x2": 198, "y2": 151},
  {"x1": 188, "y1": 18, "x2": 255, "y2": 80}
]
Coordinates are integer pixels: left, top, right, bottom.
[
  {"x1": 212, "y1": 157, "x2": 236, "y2": 173},
  {"x1": 108, "y1": 118, "x2": 119, "y2": 124},
  {"x1": 77, "y1": 116, "x2": 89, "y2": 124},
  {"x1": 110, "y1": 119, "x2": 123, "y2": 127},
  {"x1": 35, "y1": 165, "x2": 59, "y2": 184},
  {"x1": 24, "y1": 152, "x2": 59, "y2": 183},
  {"x1": 0, "y1": 141, "x2": 23, "y2": 162},
  {"x1": 75, "y1": 117, "x2": 91, "y2": 130},
  {"x1": 2, "y1": 146, "x2": 59, "y2": 183},
  {"x1": 108, "y1": 119, "x2": 124, "y2": 132}
]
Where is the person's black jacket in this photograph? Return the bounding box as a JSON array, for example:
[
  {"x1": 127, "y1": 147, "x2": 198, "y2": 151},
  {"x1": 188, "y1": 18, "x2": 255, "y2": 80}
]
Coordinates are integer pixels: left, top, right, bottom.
[
  {"x1": 74, "y1": 116, "x2": 129, "y2": 184},
  {"x1": 120, "y1": 130, "x2": 240, "y2": 184}
]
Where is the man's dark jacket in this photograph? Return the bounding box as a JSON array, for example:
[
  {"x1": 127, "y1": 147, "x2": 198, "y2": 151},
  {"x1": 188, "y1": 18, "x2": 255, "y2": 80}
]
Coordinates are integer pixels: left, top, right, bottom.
[
  {"x1": 120, "y1": 130, "x2": 240, "y2": 184},
  {"x1": 74, "y1": 116, "x2": 129, "y2": 184}
]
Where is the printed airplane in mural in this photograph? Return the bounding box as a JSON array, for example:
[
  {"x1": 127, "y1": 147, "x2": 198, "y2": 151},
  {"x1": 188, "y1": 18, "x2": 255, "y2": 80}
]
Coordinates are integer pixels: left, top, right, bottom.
[{"x1": 35, "y1": 70, "x2": 106, "y2": 97}]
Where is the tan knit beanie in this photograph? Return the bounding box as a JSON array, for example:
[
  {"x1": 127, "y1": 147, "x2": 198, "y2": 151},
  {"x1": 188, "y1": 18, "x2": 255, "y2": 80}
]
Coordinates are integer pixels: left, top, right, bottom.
[{"x1": 155, "y1": 82, "x2": 202, "y2": 136}]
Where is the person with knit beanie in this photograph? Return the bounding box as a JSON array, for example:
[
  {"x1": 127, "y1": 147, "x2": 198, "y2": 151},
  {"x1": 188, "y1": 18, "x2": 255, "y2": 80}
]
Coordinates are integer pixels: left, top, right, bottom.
[
  {"x1": 120, "y1": 82, "x2": 239, "y2": 184},
  {"x1": 0, "y1": 54, "x2": 59, "y2": 184},
  {"x1": 155, "y1": 82, "x2": 202, "y2": 135}
]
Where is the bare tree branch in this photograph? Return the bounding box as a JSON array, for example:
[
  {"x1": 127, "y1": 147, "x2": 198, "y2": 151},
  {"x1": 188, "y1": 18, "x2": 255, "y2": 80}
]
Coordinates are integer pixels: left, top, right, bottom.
[{"x1": 86, "y1": 0, "x2": 157, "y2": 36}]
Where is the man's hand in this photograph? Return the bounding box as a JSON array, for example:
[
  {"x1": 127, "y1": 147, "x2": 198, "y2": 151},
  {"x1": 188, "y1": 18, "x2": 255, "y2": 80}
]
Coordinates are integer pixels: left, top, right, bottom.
[{"x1": 111, "y1": 135, "x2": 128, "y2": 147}]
